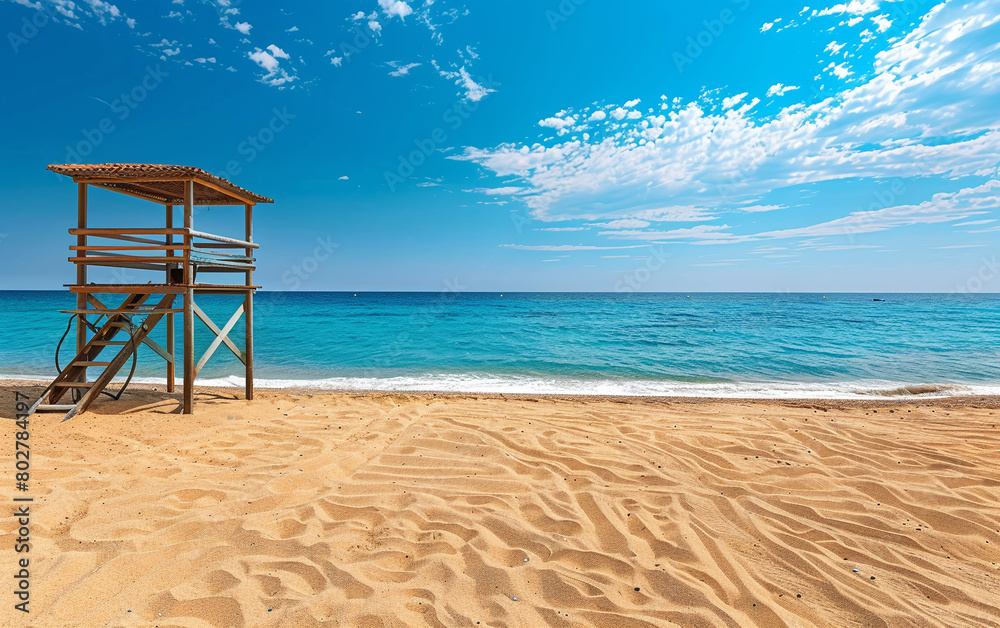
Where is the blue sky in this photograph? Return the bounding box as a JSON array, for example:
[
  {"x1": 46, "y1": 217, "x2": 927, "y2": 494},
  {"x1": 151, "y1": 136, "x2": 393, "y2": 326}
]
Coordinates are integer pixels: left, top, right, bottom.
[{"x1": 1, "y1": 0, "x2": 998, "y2": 292}]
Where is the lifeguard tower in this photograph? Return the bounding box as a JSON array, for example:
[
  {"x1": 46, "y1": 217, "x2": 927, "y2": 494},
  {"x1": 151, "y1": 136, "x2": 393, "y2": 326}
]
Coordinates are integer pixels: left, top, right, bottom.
[{"x1": 26, "y1": 164, "x2": 272, "y2": 420}]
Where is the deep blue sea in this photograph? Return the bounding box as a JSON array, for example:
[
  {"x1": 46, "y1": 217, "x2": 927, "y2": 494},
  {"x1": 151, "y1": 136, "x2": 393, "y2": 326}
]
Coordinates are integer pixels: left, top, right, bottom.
[{"x1": 1, "y1": 291, "x2": 998, "y2": 398}]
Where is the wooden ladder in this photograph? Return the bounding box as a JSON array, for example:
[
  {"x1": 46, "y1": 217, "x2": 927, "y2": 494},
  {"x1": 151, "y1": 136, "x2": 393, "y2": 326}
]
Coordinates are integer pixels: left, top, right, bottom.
[{"x1": 26, "y1": 292, "x2": 177, "y2": 421}]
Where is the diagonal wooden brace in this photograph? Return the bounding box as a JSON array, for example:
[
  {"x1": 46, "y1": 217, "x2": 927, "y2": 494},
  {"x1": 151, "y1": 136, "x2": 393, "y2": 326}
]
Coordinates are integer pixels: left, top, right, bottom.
[
  {"x1": 193, "y1": 303, "x2": 246, "y2": 377},
  {"x1": 87, "y1": 294, "x2": 174, "y2": 363}
]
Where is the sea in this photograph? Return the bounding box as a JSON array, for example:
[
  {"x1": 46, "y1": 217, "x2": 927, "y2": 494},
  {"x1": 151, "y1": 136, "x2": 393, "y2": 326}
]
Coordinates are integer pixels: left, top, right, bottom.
[{"x1": 1, "y1": 291, "x2": 998, "y2": 399}]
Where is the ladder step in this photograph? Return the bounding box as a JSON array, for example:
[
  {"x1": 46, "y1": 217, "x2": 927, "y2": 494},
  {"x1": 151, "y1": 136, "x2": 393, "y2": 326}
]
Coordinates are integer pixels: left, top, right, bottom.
[
  {"x1": 72, "y1": 361, "x2": 112, "y2": 366},
  {"x1": 59, "y1": 382, "x2": 96, "y2": 387},
  {"x1": 35, "y1": 404, "x2": 78, "y2": 412}
]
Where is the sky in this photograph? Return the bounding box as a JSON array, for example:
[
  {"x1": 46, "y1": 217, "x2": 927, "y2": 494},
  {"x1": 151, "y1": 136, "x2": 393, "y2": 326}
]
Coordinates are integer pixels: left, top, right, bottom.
[{"x1": 0, "y1": 0, "x2": 998, "y2": 292}]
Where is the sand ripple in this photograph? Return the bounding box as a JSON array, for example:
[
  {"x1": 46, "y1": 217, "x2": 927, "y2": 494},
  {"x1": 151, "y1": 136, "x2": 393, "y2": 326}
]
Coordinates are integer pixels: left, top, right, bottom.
[{"x1": 2, "y1": 386, "x2": 998, "y2": 627}]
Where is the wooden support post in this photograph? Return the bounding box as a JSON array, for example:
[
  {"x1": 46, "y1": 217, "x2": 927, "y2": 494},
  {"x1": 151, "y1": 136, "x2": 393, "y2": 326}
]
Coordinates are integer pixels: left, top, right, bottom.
[
  {"x1": 183, "y1": 183, "x2": 194, "y2": 414},
  {"x1": 244, "y1": 204, "x2": 254, "y2": 400},
  {"x1": 166, "y1": 204, "x2": 175, "y2": 392},
  {"x1": 76, "y1": 183, "x2": 88, "y2": 385}
]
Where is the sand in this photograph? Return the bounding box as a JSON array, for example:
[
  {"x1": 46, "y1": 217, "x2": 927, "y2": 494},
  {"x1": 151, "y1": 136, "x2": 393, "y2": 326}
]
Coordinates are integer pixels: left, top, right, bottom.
[{"x1": 1, "y1": 382, "x2": 998, "y2": 627}]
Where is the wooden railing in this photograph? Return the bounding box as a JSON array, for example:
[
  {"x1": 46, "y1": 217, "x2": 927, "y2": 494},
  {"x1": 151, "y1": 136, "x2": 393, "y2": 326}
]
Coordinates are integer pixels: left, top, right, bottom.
[{"x1": 68, "y1": 228, "x2": 257, "y2": 276}]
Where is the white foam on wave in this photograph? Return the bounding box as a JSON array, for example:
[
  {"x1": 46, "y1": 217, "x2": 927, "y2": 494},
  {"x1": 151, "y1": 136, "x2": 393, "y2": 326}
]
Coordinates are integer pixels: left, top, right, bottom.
[
  {"x1": 4, "y1": 372, "x2": 998, "y2": 399},
  {"x1": 130, "y1": 373, "x2": 1000, "y2": 399}
]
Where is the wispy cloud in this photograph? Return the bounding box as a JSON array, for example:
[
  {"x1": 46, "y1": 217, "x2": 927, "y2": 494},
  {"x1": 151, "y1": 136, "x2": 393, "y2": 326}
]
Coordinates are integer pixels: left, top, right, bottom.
[
  {"x1": 500, "y1": 244, "x2": 649, "y2": 251},
  {"x1": 388, "y1": 61, "x2": 421, "y2": 77},
  {"x1": 437, "y1": 65, "x2": 495, "y2": 102}
]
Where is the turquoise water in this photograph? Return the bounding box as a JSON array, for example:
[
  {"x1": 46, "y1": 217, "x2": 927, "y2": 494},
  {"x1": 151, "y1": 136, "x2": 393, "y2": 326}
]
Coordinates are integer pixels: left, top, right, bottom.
[{"x1": 1, "y1": 291, "x2": 998, "y2": 398}]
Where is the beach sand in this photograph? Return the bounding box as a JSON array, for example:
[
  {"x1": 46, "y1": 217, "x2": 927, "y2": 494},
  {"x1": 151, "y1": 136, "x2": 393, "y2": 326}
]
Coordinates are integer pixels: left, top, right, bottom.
[{"x1": 1, "y1": 381, "x2": 998, "y2": 627}]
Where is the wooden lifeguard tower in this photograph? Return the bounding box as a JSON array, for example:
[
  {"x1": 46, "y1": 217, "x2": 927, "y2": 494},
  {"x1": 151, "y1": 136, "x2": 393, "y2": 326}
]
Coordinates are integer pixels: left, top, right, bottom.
[{"x1": 26, "y1": 164, "x2": 272, "y2": 420}]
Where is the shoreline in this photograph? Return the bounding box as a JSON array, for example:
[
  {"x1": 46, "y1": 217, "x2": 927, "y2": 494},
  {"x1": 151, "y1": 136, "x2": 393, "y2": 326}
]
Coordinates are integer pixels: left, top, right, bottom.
[
  {"x1": 3, "y1": 375, "x2": 998, "y2": 404},
  {"x1": 4, "y1": 378, "x2": 1000, "y2": 410}
]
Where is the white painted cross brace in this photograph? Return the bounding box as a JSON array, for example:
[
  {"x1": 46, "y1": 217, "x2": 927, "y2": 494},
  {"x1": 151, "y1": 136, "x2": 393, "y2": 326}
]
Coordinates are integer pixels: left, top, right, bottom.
[{"x1": 193, "y1": 302, "x2": 246, "y2": 377}]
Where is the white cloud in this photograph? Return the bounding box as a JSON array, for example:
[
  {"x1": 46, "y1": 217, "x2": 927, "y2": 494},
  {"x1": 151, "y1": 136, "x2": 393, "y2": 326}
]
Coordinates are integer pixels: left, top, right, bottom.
[
  {"x1": 464, "y1": 186, "x2": 524, "y2": 195},
  {"x1": 267, "y1": 44, "x2": 290, "y2": 60},
  {"x1": 82, "y1": 0, "x2": 122, "y2": 24},
  {"x1": 249, "y1": 49, "x2": 279, "y2": 73},
  {"x1": 954, "y1": 219, "x2": 996, "y2": 226},
  {"x1": 588, "y1": 110, "x2": 607, "y2": 122},
  {"x1": 871, "y1": 13, "x2": 891, "y2": 32},
  {"x1": 454, "y1": 1, "x2": 1000, "y2": 228},
  {"x1": 624, "y1": 98, "x2": 641, "y2": 108},
  {"x1": 766, "y1": 83, "x2": 800, "y2": 97},
  {"x1": 826, "y1": 40, "x2": 845, "y2": 55},
  {"x1": 609, "y1": 181, "x2": 1000, "y2": 244},
  {"x1": 825, "y1": 61, "x2": 853, "y2": 78},
  {"x1": 602, "y1": 225, "x2": 734, "y2": 240},
  {"x1": 818, "y1": 0, "x2": 881, "y2": 17},
  {"x1": 339, "y1": 176, "x2": 349, "y2": 180},
  {"x1": 539, "y1": 116, "x2": 576, "y2": 132},
  {"x1": 388, "y1": 61, "x2": 421, "y2": 76},
  {"x1": 722, "y1": 92, "x2": 748, "y2": 109},
  {"x1": 286, "y1": 26, "x2": 299, "y2": 32},
  {"x1": 378, "y1": 0, "x2": 413, "y2": 19},
  {"x1": 499, "y1": 244, "x2": 649, "y2": 251},
  {"x1": 194, "y1": 57, "x2": 216, "y2": 64},
  {"x1": 234, "y1": 21, "x2": 252, "y2": 35},
  {"x1": 330, "y1": 56, "x2": 343, "y2": 67},
  {"x1": 590, "y1": 219, "x2": 651, "y2": 229},
  {"x1": 761, "y1": 22, "x2": 774, "y2": 32},
  {"x1": 369, "y1": 20, "x2": 382, "y2": 34},
  {"x1": 249, "y1": 46, "x2": 297, "y2": 86},
  {"x1": 438, "y1": 66, "x2": 495, "y2": 102},
  {"x1": 20, "y1": 0, "x2": 134, "y2": 27},
  {"x1": 537, "y1": 227, "x2": 588, "y2": 231}
]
